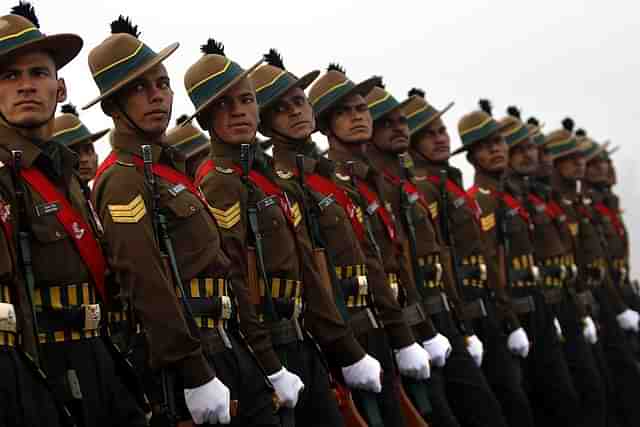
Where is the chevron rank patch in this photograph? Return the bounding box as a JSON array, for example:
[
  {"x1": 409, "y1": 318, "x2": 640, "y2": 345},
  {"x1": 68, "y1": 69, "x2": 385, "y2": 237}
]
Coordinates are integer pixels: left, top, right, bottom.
[
  {"x1": 481, "y1": 213, "x2": 495, "y2": 232},
  {"x1": 210, "y1": 201, "x2": 241, "y2": 229},
  {"x1": 291, "y1": 202, "x2": 302, "y2": 227},
  {"x1": 429, "y1": 202, "x2": 438, "y2": 219},
  {"x1": 108, "y1": 194, "x2": 146, "y2": 224},
  {"x1": 568, "y1": 222, "x2": 578, "y2": 236},
  {"x1": 356, "y1": 206, "x2": 364, "y2": 224}
]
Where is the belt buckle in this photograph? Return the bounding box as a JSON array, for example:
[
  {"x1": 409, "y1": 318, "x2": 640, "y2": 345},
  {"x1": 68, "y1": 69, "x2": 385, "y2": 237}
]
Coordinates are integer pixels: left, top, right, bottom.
[
  {"x1": 0, "y1": 303, "x2": 17, "y2": 333},
  {"x1": 389, "y1": 279, "x2": 399, "y2": 300},
  {"x1": 82, "y1": 304, "x2": 101, "y2": 331},
  {"x1": 356, "y1": 275, "x2": 368, "y2": 296},
  {"x1": 559, "y1": 265, "x2": 568, "y2": 280},
  {"x1": 530, "y1": 265, "x2": 541, "y2": 283},
  {"x1": 440, "y1": 292, "x2": 450, "y2": 312},
  {"x1": 478, "y1": 263, "x2": 488, "y2": 282},
  {"x1": 570, "y1": 264, "x2": 578, "y2": 281},
  {"x1": 434, "y1": 263, "x2": 443, "y2": 285},
  {"x1": 220, "y1": 296, "x2": 232, "y2": 320}
]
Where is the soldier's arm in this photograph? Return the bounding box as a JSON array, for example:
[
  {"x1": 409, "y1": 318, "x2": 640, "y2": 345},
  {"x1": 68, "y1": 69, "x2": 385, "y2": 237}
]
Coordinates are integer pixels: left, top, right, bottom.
[
  {"x1": 93, "y1": 166, "x2": 213, "y2": 388},
  {"x1": 199, "y1": 172, "x2": 283, "y2": 374}
]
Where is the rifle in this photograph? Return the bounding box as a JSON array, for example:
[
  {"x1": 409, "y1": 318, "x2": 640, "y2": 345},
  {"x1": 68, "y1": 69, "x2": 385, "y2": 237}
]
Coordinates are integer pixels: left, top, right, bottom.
[
  {"x1": 346, "y1": 160, "x2": 430, "y2": 427},
  {"x1": 141, "y1": 145, "x2": 238, "y2": 425}
]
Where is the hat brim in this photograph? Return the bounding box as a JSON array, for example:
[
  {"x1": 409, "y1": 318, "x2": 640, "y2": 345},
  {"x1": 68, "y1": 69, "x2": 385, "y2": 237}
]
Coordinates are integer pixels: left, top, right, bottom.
[
  {"x1": 451, "y1": 118, "x2": 511, "y2": 156},
  {"x1": 585, "y1": 141, "x2": 611, "y2": 163},
  {"x1": 82, "y1": 42, "x2": 179, "y2": 110},
  {"x1": 315, "y1": 75, "x2": 382, "y2": 119},
  {"x1": 260, "y1": 69, "x2": 320, "y2": 111},
  {"x1": 182, "y1": 59, "x2": 264, "y2": 126},
  {"x1": 550, "y1": 146, "x2": 583, "y2": 161},
  {"x1": 409, "y1": 101, "x2": 455, "y2": 137},
  {"x1": 0, "y1": 33, "x2": 83, "y2": 71},
  {"x1": 373, "y1": 96, "x2": 415, "y2": 122}
]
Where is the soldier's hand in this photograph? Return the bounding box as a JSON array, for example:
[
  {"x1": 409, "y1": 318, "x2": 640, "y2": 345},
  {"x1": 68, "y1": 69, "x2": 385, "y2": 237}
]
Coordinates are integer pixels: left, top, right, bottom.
[
  {"x1": 507, "y1": 327, "x2": 530, "y2": 358},
  {"x1": 184, "y1": 376, "x2": 231, "y2": 425},
  {"x1": 395, "y1": 342, "x2": 431, "y2": 380},
  {"x1": 422, "y1": 333, "x2": 453, "y2": 368},
  {"x1": 616, "y1": 309, "x2": 640, "y2": 332},
  {"x1": 341, "y1": 354, "x2": 383, "y2": 393},
  {"x1": 267, "y1": 367, "x2": 304, "y2": 409},
  {"x1": 582, "y1": 316, "x2": 598, "y2": 344},
  {"x1": 465, "y1": 334, "x2": 484, "y2": 367}
]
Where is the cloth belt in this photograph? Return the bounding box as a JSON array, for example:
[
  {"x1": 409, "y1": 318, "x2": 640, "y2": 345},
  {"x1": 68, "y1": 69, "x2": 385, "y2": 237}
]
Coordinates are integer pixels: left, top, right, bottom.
[
  {"x1": 403, "y1": 302, "x2": 428, "y2": 327},
  {"x1": 460, "y1": 255, "x2": 488, "y2": 288},
  {"x1": 510, "y1": 254, "x2": 539, "y2": 287},
  {"x1": 419, "y1": 255, "x2": 443, "y2": 289},
  {"x1": 512, "y1": 296, "x2": 536, "y2": 315},
  {"x1": 179, "y1": 277, "x2": 233, "y2": 329},
  {"x1": 336, "y1": 264, "x2": 369, "y2": 308},
  {"x1": 347, "y1": 307, "x2": 378, "y2": 337},
  {"x1": 543, "y1": 288, "x2": 564, "y2": 305},
  {"x1": 266, "y1": 318, "x2": 304, "y2": 347},
  {"x1": 459, "y1": 299, "x2": 488, "y2": 320},
  {"x1": 422, "y1": 293, "x2": 450, "y2": 316}
]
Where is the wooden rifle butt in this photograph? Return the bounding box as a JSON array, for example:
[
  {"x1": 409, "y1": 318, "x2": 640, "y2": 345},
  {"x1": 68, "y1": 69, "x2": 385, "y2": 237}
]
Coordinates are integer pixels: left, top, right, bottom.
[{"x1": 334, "y1": 382, "x2": 368, "y2": 427}]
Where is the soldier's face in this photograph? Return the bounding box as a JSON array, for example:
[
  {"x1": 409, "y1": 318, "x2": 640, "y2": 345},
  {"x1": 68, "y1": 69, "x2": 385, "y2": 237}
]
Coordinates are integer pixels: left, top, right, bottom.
[
  {"x1": 266, "y1": 86, "x2": 315, "y2": 140},
  {"x1": 207, "y1": 77, "x2": 258, "y2": 145},
  {"x1": 509, "y1": 138, "x2": 538, "y2": 175},
  {"x1": 538, "y1": 146, "x2": 553, "y2": 177},
  {"x1": 471, "y1": 132, "x2": 508, "y2": 173},
  {"x1": 114, "y1": 64, "x2": 173, "y2": 136},
  {"x1": 73, "y1": 142, "x2": 98, "y2": 183},
  {"x1": 555, "y1": 153, "x2": 585, "y2": 180},
  {"x1": 608, "y1": 160, "x2": 617, "y2": 185},
  {"x1": 328, "y1": 93, "x2": 372, "y2": 143},
  {"x1": 413, "y1": 117, "x2": 450, "y2": 162},
  {"x1": 371, "y1": 109, "x2": 410, "y2": 154},
  {"x1": 585, "y1": 158, "x2": 610, "y2": 184},
  {"x1": 0, "y1": 51, "x2": 65, "y2": 129}
]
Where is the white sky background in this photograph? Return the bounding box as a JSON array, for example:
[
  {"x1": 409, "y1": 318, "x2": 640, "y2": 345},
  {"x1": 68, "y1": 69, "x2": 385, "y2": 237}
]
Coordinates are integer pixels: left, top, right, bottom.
[{"x1": 32, "y1": 0, "x2": 640, "y2": 270}]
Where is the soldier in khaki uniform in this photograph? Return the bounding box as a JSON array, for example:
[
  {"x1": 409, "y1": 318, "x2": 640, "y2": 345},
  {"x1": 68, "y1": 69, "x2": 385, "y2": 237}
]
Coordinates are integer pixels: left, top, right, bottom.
[
  {"x1": 0, "y1": 4, "x2": 146, "y2": 426},
  {"x1": 405, "y1": 90, "x2": 536, "y2": 427},
  {"x1": 86, "y1": 19, "x2": 279, "y2": 426},
  {"x1": 51, "y1": 104, "x2": 108, "y2": 185},
  {"x1": 165, "y1": 115, "x2": 210, "y2": 180},
  {"x1": 186, "y1": 39, "x2": 379, "y2": 427},
  {"x1": 250, "y1": 49, "x2": 425, "y2": 426},
  {"x1": 308, "y1": 65, "x2": 436, "y2": 422}
]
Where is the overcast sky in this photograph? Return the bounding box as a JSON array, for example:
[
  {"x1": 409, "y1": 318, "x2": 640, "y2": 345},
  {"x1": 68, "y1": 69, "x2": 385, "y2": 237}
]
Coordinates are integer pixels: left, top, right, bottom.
[{"x1": 28, "y1": 0, "x2": 640, "y2": 269}]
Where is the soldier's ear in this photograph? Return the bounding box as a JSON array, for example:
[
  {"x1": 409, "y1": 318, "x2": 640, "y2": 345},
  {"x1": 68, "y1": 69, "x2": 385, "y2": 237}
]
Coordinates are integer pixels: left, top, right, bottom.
[{"x1": 56, "y1": 78, "x2": 67, "y2": 103}]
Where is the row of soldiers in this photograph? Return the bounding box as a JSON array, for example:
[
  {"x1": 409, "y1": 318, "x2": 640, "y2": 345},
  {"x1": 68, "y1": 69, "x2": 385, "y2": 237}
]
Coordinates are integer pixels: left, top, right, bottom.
[{"x1": 0, "y1": 3, "x2": 638, "y2": 427}]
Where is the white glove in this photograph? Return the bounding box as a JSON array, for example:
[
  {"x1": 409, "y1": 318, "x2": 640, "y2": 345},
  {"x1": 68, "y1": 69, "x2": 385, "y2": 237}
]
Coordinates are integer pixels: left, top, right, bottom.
[
  {"x1": 554, "y1": 317, "x2": 564, "y2": 341},
  {"x1": 268, "y1": 367, "x2": 304, "y2": 409},
  {"x1": 422, "y1": 333, "x2": 453, "y2": 368},
  {"x1": 616, "y1": 309, "x2": 640, "y2": 332},
  {"x1": 582, "y1": 316, "x2": 598, "y2": 344},
  {"x1": 395, "y1": 342, "x2": 431, "y2": 380},
  {"x1": 184, "y1": 377, "x2": 231, "y2": 425},
  {"x1": 342, "y1": 354, "x2": 382, "y2": 393},
  {"x1": 465, "y1": 335, "x2": 484, "y2": 367},
  {"x1": 507, "y1": 327, "x2": 531, "y2": 358}
]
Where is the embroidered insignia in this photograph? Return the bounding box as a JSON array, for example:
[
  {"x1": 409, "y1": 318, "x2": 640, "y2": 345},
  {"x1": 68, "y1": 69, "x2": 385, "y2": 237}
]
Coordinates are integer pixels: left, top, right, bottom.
[
  {"x1": 291, "y1": 202, "x2": 302, "y2": 227},
  {"x1": 429, "y1": 202, "x2": 438, "y2": 219},
  {"x1": 568, "y1": 222, "x2": 578, "y2": 236},
  {"x1": 318, "y1": 195, "x2": 335, "y2": 211},
  {"x1": 276, "y1": 170, "x2": 294, "y2": 180},
  {"x1": 479, "y1": 187, "x2": 491, "y2": 195},
  {"x1": 385, "y1": 202, "x2": 393, "y2": 213},
  {"x1": 0, "y1": 201, "x2": 10, "y2": 224},
  {"x1": 108, "y1": 194, "x2": 147, "y2": 224},
  {"x1": 336, "y1": 173, "x2": 350, "y2": 182},
  {"x1": 356, "y1": 206, "x2": 364, "y2": 224},
  {"x1": 562, "y1": 198, "x2": 572, "y2": 206},
  {"x1": 413, "y1": 175, "x2": 426, "y2": 181},
  {"x1": 168, "y1": 183, "x2": 187, "y2": 197},
  {"x1": 209, "y1": 201, "x2": 241, "y2": 229},
  {"x1": 481, "y1": 213, "x2": 495, "y2": 232},
  {"x1": 35, "y1": 202, "x2": 60, "y2": 217},
  {"x1": 116, "y1": 160, "x2": 135, "y2": 167},
  {"x1": 215, "y1": 166, "x2": 234, "y2": 174},
  {"x1": 72, "y1": 222, "x2": 85, "y2": 240}
]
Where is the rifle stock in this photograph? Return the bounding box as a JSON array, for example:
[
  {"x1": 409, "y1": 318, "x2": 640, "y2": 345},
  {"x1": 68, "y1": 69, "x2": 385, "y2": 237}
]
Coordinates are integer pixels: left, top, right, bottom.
[
  {"x1": 397, "y1": 374, "x2": 431, "y2": 427},
  {"x1": 334, "y1": 383, "x2": 368, "y2": 427}
]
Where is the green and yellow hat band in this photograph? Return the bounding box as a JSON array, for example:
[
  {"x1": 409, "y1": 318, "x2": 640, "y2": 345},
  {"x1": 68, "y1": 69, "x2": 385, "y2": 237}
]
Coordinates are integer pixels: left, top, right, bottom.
[
  {"x1": 52, "y1": 122, "x2": 93, "y2": 146},
  {"x1": 504, "y1": 123, "x2": 530, "y2": 147},
  {"x1": 93, "y1": 41, "x2": 157, "y2": 94},
  {"x1": 407, "y1": 104, "x2": 438, "y2": 133},
  {"x1": 255, "y1": 70, "x2": 298, "y2": 108},
  {"x1": 367, "y1": 91, "x2": 402, "y2": 121},
  {"x1": 460, "y1": 116, "x2": 500, "y2": 146},
  {"x1": 546, "y1": 137, "x2": 577, "y2": 157},
  {"x1": 0, "y1": 26, "x2": 40, "y2": 55},
  {"x1": 310, "y1": 79, "x2": 356, "y2": 116},
  {"x1": 188, "y1": 59, "x2": 245, "y2": 111}
]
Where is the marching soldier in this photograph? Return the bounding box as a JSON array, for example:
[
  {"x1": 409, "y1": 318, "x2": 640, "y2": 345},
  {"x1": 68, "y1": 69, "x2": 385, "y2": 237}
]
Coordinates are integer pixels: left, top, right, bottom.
[
  {"x1": 405, "y1": 90, "x2": 537, "y2": 427},
  {"x1": 187, "y1": 39, "x2": 378, "y2": 427},
  {"x1": 86, "y1": 18, "x2": 279, "y2": 426},
  {"x1": 51, "y1": 104, "x2": 108, "y2": 185},
  {"x1": 165, "y1": 115, "x2": 210, "y2": 179},
  {"x1": 0, "y1": 3, "x2": 146, "y2": 426},
  {"x1": 308, "y1": 65, "x2": 436, "y2": 421},
  {"x1": 251, "y1": 49, "x2": 423, "y2": 426}
]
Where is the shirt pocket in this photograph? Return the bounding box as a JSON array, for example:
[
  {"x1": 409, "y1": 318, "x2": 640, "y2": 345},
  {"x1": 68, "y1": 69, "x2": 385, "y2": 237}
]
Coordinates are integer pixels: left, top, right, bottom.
[
  {"x1": 163, "y1": 190, "x2": 216, "y2": 258},
  {"x1": 30, "y1": 211, "x2": 80, "y2": 284}
]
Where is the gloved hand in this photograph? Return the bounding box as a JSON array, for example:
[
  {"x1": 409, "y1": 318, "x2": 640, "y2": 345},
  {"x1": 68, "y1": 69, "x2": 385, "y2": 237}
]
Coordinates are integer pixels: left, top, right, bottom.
[
  {"x1": 554, "y1": 317, "x2": 565, "y2": 341},
  {"x1": 616, "y1": 309, "x2": 640, "y2": 332},
  {"x1": 184, "y1": 377, "x2": 231, "y2": 425},
  {"x1": 582, "y1": 316, "x2": 598, "y2": 344},
  {"x1": 465, "y1": 335, "x2": 484, "y2": 367},
  {"x1": 342, "y1": 354, "x2": 382, "y2": 393},
  {"x1": 395, "y1": 342, "x2": 431, "y2": 380},
  {"x1": 507, "y1": 327, "x2": 530, "y2": 358},
  {"x1": 422, "y1": 333, "x2": 453, "y2": 368},
  {"x1": 268, "y1": 367, "x2": 304, "y2": 409}
]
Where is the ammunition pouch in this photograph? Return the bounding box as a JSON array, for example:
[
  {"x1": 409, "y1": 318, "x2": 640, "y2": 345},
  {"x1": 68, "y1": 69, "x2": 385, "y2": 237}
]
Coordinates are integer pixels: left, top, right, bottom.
[
  {"x1": 422, "y1": 293, "x2": 450, "y2": 316},
  {"x1": 403, "y1": 303, "x2": 428, "y2": 327},
  {"x1": 543, "y1": 288, "x2": 564, "y2": 305},
  {"x1": 512, "y1": 296, "x2": 536, "y2": 315},
  {"x1": 458, "y1": 298, "x2": 488, "y2": 320},
  {"x1": 348, "y1": 307, "x2": 378, "y2": 337}
]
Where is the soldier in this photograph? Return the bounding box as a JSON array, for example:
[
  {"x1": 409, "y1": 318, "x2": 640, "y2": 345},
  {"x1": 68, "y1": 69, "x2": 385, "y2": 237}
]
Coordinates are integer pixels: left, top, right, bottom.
[
  {"x1": 405, "y1": 90, "x2": 536, "y2": 427},
  {"x1": 86, "y1": 18, "x2": 279, "y2": 426},
  {"x1": 250, "y1": 49, "x2": 423, "y2": 426},
  {"x1": 308, "y1": 65, "x2": 436, "y2": 422},
  {"x1": 165, "y1": 115, "x2": 210, "y2": 179},
  {"x1": 0, "y1": 3, "x2": 146, "y2": 426},
  {"x1": 51, "y1": 104, "x2": 108, "y2": 185},
  {"x1": 362, "y1": 83, "x2": 508, "y2": 427},
  {"x1": 187, "y1": 39, "x2": 380, "y2": 427}
]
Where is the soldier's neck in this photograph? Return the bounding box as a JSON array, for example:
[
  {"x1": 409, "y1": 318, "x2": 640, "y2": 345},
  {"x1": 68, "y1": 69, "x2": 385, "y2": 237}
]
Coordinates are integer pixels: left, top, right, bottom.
[
  {"x1": 272, "y1": 135, "x2": 317, "y2": 173},
  {"x1": 327, "y1": 137, "x2": 367, "y2": 163},
  {"x1": 551, "y1": 171, "x2": 577, "y2": 197},
  {"x1": 473, "y1": 167, "x2": 503, "y2": 191},
  {"x1": 365, "y1": 143, "x2": 403, "y2": 176}
]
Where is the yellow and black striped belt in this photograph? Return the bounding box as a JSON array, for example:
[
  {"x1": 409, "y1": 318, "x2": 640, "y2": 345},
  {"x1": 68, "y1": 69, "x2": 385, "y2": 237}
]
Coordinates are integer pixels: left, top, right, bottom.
[
  {"x1": 178, "y1": 278, "x2": 233, "y2": 330},
  {"x1": 510, "y1": 254, "x2": 539, "y2": 288},
  {"x1": 585, "y1": 259, "x2": 606, "y2": 287},
  {"x1": 107, "y1": 311, "x2": 142, "y2": 335},
  {"x1": 257, "y1": 277, "x2": 303, "y2": 323},
  {"x1": 459, "y1": 254, "x2": 488, "y2": 288},
  {"x1": 611, "y1": 258, "x2": 628, "y2": 283},
  {"x1": 418, "y1": 254, "x2": 443, "y2": 289},
  {"x1": 34, "y1": 283, "x2": 101, "y2": 344},
  {"x1": 0, "y1": 301, "x2": 18, "y2": 347},
  {"x1": 336, "y1": 264, "x2": 368, "y2": 308}
]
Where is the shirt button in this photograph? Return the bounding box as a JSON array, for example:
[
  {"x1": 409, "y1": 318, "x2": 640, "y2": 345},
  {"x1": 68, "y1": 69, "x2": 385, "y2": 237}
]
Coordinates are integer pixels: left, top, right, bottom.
[
  {"x1": 190, "y1": 206, "x2": 196, "y2": 212},
  {"x1": 55, "y1": 231, "x2": 63, "y2": 238}
]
